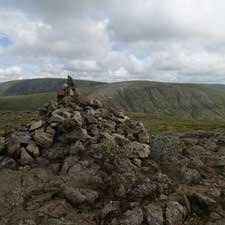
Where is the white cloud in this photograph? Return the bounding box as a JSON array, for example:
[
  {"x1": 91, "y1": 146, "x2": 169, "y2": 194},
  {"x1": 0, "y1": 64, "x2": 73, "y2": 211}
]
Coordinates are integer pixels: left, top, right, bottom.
[
  {"x1": 0, "y1": 66, "x2": 23, "y2": 81},
  {"x1": 1, "y1": 0, "x2": 225, "y2": 83}
]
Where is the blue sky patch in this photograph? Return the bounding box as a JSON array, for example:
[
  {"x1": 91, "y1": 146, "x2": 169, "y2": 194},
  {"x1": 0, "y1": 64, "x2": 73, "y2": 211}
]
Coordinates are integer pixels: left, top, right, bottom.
[
  {"x1": 134, "y1": 52, "x2": 149, "y2": 60},
  {"x1": 112, "y1": 43, "x2": 128, "y2": 52},
  {"x1": 0, "y1": 34, "x2": 12, "y2": 47},
  {"x1": 112, "y1": 42, "x2": 149, "y2": 60}
]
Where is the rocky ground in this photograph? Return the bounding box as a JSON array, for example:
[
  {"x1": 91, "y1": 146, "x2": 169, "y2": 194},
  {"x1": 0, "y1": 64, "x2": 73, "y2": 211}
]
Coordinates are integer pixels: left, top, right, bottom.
[{"x1": 0, "y1": 77, "x2": 224, "y2": 225}]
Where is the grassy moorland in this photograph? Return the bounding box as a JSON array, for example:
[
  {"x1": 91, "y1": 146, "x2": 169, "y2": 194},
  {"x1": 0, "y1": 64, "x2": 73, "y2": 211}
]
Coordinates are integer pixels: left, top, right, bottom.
[
  {"x1": 0, "y1": 111, "x2": 37, "y2": 135},
  {"x1": 1, "y1": 111, "x2": 225, "y2": 136},
  {"x1": 0, "y1": 92, "x2": 56, "y2": 111},
  {"x1": 128, "y1": 112, "x2": 225, "y2": 135}
]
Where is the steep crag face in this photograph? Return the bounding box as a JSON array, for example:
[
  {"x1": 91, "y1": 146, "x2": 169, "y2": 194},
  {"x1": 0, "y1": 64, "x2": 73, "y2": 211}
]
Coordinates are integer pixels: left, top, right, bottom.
[
  {"x1": 91, "y1": 82, "x2": 225, "y2": 119},
  {"x1": 0, "y1": 77, "x2": 224, "y2": 225}
]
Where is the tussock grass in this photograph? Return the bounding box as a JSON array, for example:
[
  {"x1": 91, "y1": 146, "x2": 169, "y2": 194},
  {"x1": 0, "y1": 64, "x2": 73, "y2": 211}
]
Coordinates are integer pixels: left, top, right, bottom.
[{"x1": 128, "y1": 112, "x2": 225, "y2": 135}]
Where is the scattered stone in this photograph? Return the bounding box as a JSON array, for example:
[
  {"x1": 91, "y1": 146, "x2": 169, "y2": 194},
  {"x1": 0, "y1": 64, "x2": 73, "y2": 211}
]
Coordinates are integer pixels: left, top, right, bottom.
[
  {"x1": 73, "y1": 111, "x2": 83, "y2": 126},
  {"x1": 26, "y1": 142, "x2": 40, "y2": 157},
  {"x1": 62, "y1": 186, "x2": 99, "y2": 205},
  {"x1": 20, "y1": 147, "x2": 34, "y2": 165},
  {"x1": 48, "y1": 114, "x2": 64, "y2": 123},
  {"x1": 70, "y1": 141, "x2": 85, "y2": 155},
  {"x1": 165, "y1": 201, "x2": 187, "y2": 225},
  {"x1": 180, "y1": 166, "x2": 201, "y2": 184},
  {"x1": 62, "y1": 118, "x2": 78, "y2": 131},
  {"x1": 79, "y1": 96, "x2": 91, "y2": 106},
  {"x1": 126, "y1": 142, "x2": 151, "y2": 159},
  {"x1": 0, "y1": 137, "x2": 5, "y2": 154},
  {"x1": 138, "y1": 129, "x2": 150, "y2": 144},
  {"x1": 119, "y1": 208, "x2": 143, "y2": 225},
  {"x1": 144, "y1": 203, "x2": 164, "y2": 225},
  {"x1": 0, "y1": 157, "x2": 17, "y2": 169},
  {"x1": 92, "y1": 99, "x2": 103, "y2": 108},
  {"x1": 101, "y1": 201, "x2": 120, "y2": 218},
  {"x1": 64, "y1": 127, "x2": 90, "y2": 143},
  {"x1": 33, "y1": 130, "x2": 54, "y2": 148},
  {"x1": 30, "y1": 120, "x2": 43, "y2": 131},
  {"x1": 191, "y1": 192, "x2": 217, "y2": 207}
]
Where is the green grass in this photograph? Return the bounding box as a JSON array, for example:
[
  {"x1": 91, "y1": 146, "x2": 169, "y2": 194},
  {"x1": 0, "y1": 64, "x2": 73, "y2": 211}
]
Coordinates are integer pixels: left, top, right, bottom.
[
  {"x1": 0, "y1": 87, "x2": 102, "y2": 111},
  {"x1": 0, "y1": 92, "x2": 56, "y2": 111},
  {"x1": 1, "y1": 110, "x2": 225, "y2": 136},
  {"x1": 0, "y1": 111, "x2": 37, "y2": 135},
  {"x1": 128, "y1": 112, "x2": 225, "y2": 135}
]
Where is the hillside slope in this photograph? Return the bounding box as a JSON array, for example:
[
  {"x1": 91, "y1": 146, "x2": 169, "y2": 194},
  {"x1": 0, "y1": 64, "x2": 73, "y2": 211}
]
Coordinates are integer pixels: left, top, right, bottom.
[
  {"x1": 1, "y1": 78, "x2": 225, "y2": 119},
  {"x1": 91, "y1": 81, "x2": 225, "y2": 119},
  {"x1": 0, "y1": 78, "x2": 105, "y2": 96}
]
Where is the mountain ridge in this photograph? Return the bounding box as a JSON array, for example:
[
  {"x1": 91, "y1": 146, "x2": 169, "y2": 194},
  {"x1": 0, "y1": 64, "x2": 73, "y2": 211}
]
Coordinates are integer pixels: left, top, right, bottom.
[{"x1": 1, "y1": 78, "x2": 225, "y2": 119}]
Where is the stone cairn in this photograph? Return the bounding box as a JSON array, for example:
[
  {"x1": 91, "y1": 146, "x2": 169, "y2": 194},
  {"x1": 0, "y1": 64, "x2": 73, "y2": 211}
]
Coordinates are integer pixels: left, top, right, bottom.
[{"x1": 3, "y1": 76, "x2": 150, "y2": 167}]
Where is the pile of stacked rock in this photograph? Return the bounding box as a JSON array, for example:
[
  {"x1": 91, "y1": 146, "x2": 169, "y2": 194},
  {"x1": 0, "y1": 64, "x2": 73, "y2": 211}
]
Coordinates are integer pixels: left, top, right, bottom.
[{"x1": 3, "y1": 76, "x2": 150, "y2": 167}]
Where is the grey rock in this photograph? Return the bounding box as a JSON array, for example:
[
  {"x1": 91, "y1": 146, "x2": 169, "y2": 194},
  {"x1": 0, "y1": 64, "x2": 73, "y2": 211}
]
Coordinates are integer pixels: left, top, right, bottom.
[
  {"x1": 180, "y1": 166, "x2": 201, "y2": 184},
  {"x1": 144, "y1": 203, "x2": 164, "y2": 225},
  {"x1": 92, "y1": 99, "x2": 103, "y2": 108},
  {"x1": 191, "y1": 192, "x2": 217, "y2": 207},
  {"x1": 112, "y1": 133, "x2": 130, "y2": 146},
  {"x1": 165, "y1": 201, "x2": 187, "y2": 225},
  {"x1": 138, "y1": 129, "x2": 150, "y2": 144},
  {"x1": 46, "y1": 126, "x2": 56, "y2": 135},
  {"x1": 73, "y1": 111, "x2": 83, "y2": 126},
  {"x1": 48, "y1": 114, "x2": 64, "y2": 123},
  {"x1": 64, "y1": 127, "x2": 90, "y2": 143},
  {"x1": 70, "y1": 141, "x2": 85, "y2": 155},
  {"x1": 119, "y1": 208, "x2": 143, "y2": 225},
  {"x1": 101, "y1": 201, "x2": 120, "y2": 218},
  {"x1": 30, "y1": 120, "x2": 43, "y2": 131},
  {"x1": 45, "y1": 144, "x2": 69, "y2": 160},
  {"x1": 0, "y1": 157, "x2": 17, "y2": 169},
  {"x1": 85, "y1": 115, "x2": 98, "y2": 124},
  {"x1": 151, "y1": 135, "x2": 182, "y2": 161},
  {"x1": 130, "y1": 183, "x2": 157, "y2": 199},
  {"x1": 133, "y1": 158, "x2": 142, "y2": 167},
  {"x1": 66, "y1": 160, "x2": 103, "y2": 187},
  {"x1": 26, "y1": 142, "x2": 40, "y2": 157},
  {"x1": 9, "y1": 134, "x2": 31, "y2": 145},
  {"x1": 62, "y1": 186, "x2": 99, "y2": 205},
  {"x1": 52, "y1": 108, "x2": 71, "y2": 118},
  {"x1": 61, "y1": 156, "x2": 79, "y2": 173},
  {"x1": 19, "y1": 148, "x2": 34, "y2": 165},
  {"x1": 125, "y1": 141, "x2": 150, "y2": 159},
  {"x1": 116, "y1": 184, "x2": 126, "y2": 198},
  {"x1": 0, "y1": 137, "x2": 5, "y2": 154},
  {"x1": 215, "y1": 156, "x2": 225, "y2": 167},
  {"x1": 33, "y1": 130, "x2": 54, "y2": 148}
]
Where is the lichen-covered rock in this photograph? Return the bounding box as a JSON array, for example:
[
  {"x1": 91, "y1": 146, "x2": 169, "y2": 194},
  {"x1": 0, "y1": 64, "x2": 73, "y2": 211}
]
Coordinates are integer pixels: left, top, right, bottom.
[
  {"x1": 144, "y1": 203, "x2": 164, "y2": 225},
  {"x1": 30, "y1": 120, "x2": 43, "y2": 131},
  {"x1": 0, "y1": 136, "x2": 5, "y2": 154},
  {"x1": 26, "y1": 142, "x2": 40, "y2": 157},
  {"x1": 33, "y1": 130, "x2": 54, "y2": 148},
  {"x1": 19, "y1": 147, "x2": 34, "y2": 165},
  {"x1": 119, "y1": 208, "x2": 143, "y2": 225},
  {"x1": 125, "y1": 141, "x2": 151, "y2": 159},
  {"x1": 165, "y1": 201, "x2": 187, "y2": 225}
]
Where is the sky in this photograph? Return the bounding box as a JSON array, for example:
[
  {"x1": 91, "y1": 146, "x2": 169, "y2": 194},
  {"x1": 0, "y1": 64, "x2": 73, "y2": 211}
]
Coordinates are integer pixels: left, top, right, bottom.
[{"x1": 0, "y1": 0, "x2": 225, "y2": 83}]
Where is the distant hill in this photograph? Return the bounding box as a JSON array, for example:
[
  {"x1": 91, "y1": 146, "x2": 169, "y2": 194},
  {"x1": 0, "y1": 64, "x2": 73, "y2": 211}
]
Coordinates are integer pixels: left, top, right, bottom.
[
  {"x1": 90, "y1": 81, "x2": 225, "y2": 119},
  {"x1": 1, "y1": 78, "x2": 225, "y2": 119},
  {"x1": 0, "y1": 78, "x2": 106, "y2": 96}
]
